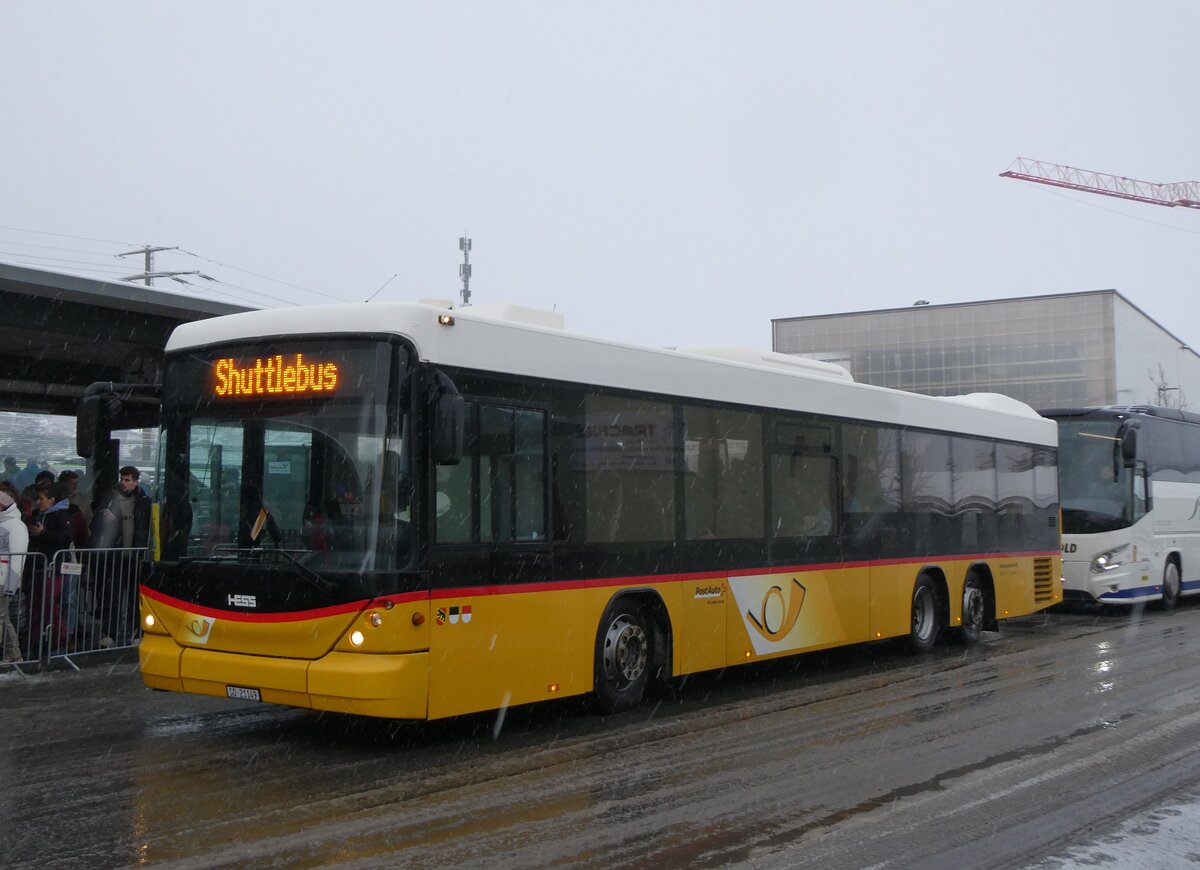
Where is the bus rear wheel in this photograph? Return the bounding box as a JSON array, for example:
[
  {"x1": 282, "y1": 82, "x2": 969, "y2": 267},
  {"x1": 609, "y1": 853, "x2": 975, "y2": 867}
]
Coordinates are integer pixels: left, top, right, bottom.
[
  {"x1": 907, "y1": 577, "x2": 940, "y2": 653},
  {"x1": 594, "y1": 601, "x2": 651, "y2": 713},
  {"x1": 1160, "y1": 560, "x2": 1181, "y2": 611},
  {"x1": 950, "y1": 573, "x2": 986, "y2": 645}
]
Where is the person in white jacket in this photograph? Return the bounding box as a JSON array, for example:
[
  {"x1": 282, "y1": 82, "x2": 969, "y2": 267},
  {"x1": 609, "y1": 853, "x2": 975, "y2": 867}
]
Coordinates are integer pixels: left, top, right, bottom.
[{"x1": 0, "y1": 489, "x2": 28, "y2": 663}]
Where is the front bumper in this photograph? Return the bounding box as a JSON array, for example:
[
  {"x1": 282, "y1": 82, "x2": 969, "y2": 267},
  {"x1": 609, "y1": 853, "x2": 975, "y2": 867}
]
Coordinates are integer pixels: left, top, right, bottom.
[{"x1": 139, "y1": 633, "x2": 429, "y2": 719}]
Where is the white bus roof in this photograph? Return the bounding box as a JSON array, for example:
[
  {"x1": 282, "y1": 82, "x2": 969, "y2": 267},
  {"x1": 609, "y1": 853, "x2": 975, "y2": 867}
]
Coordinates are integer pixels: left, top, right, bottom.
[{"x1": 166, "y1": 301, "x2": 1056, "y2": 446}]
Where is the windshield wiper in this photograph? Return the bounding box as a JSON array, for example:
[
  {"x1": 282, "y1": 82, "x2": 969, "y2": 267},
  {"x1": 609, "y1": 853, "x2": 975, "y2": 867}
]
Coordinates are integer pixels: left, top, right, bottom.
[
  {"x1": 177, "y1": 548, "x2": 337, "y2": 594},
  {"x1": 260, "y1": 546, "x2": 337, "y2": 594}
]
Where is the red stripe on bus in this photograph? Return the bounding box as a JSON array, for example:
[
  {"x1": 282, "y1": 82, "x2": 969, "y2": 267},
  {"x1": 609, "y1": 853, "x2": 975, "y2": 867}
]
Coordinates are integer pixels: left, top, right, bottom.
[{"x1": 140, "y1": 585, "x2": 426, "y2": 622}]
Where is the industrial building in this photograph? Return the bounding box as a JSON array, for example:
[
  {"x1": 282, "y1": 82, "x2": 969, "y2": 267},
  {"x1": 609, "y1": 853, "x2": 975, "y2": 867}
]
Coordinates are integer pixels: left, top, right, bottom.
[{"x1": 772, "y1": 289, "x2": 1200, "y2": 411}]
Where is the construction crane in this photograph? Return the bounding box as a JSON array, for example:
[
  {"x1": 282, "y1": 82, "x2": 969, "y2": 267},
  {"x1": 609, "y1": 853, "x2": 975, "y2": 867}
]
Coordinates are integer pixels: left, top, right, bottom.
[{"x1": 1000, "y1": 157, "x2": 1200, "y2": 210}]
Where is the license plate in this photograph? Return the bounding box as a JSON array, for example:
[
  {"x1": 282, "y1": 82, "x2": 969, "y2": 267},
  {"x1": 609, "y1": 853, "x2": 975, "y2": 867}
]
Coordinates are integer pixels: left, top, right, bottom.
[{"x1": 226, "y1": 685, "x2": 261, "y2": 702}]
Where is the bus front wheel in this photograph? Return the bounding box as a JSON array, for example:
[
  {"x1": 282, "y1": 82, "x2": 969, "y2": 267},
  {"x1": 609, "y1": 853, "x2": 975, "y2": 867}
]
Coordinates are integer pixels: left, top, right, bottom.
[
  {"x1": 594, "y1": 600, "x2": 651, "y2": 713},
  {"x1": 907, "y1": 577, "x2": 940, "y2": 653}
]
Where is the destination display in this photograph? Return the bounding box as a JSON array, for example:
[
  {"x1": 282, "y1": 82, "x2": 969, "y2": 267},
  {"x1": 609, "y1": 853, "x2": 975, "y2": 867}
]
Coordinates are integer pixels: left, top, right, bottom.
[
  {"x1": 165, "y1": 339, "x2": 394, "y2": 410},
  {"x1": 213, "y1": 353, "x2": 340, "y2": 398}
]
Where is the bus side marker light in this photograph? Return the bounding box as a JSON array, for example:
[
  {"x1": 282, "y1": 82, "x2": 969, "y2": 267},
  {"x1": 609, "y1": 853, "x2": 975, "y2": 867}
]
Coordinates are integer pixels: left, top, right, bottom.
[
  {"x1": 412, "y1": 612, "x2": 425, "y2": 626},
  {"x1": 548, "y1": 684, "x2": 559, "y2": 693},
  {"x1": 350, "y1": 630, "x2": 365, "y2": 647},
  {"x1": 744, "y1": 651, "x2": 752, "y2": 659}
]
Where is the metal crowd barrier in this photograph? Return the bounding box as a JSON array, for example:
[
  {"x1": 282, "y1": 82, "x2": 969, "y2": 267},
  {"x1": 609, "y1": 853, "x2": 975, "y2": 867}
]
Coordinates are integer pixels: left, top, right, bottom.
[{"x1": 1, "y1": 547, "x2": 147, "y2": 672}]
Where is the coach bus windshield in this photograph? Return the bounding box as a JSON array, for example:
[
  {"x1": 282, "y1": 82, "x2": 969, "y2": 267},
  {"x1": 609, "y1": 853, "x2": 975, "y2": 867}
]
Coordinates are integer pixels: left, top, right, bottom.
[
  {"x1": 1056, "y1": 420, "x2": 1138, "y2": 534},
  {"x1": 156, "y1": 339, "x2": 411, "y2": 573}
]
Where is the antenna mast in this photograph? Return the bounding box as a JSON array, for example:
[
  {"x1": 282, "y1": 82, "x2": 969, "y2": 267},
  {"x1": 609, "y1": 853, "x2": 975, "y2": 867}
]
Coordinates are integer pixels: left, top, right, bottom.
[{"x1": 459, "y1": 237, "x2": 472, "y2": 307}]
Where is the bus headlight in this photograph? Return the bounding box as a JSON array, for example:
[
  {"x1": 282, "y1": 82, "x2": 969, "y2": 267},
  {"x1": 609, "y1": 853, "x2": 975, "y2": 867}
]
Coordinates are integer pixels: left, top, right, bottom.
[
  {"x1": 1091, "y1": 544, "x2": 1129, "y2": 574},
  {"x1": 350, "y1": 630, "x2": 365, "y2": 647}
]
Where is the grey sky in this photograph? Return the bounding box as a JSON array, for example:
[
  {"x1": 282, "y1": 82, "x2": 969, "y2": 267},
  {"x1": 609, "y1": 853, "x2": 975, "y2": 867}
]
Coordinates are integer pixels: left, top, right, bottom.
[{"x1": 4, "y1": 2, "x2": 1198, "y2": 352}]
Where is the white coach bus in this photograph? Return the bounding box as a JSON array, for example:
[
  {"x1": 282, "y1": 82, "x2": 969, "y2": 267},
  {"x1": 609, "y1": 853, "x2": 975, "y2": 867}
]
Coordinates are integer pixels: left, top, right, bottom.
[{"x1": 1041, "y1": 405, "x2": 1200, "y2": 608}]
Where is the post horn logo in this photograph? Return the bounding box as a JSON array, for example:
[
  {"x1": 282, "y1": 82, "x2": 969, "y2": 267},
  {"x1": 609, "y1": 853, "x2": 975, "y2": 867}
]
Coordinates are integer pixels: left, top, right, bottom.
[
  {"x1": 188, "y1": 617, "x2": 212, "y2": 640},
  {"x1": 747, "y1": 577, "x2": 807, "y2": 642}
]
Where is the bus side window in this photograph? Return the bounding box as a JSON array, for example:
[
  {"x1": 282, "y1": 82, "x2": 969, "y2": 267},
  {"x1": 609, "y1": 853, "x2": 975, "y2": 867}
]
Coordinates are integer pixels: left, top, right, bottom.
[
  {"x1": 770, "y1": 424, "x2": 835, "y2": 538},
  {"x1": 435, "y1": 401, "x2": 548, "y2": 544}
]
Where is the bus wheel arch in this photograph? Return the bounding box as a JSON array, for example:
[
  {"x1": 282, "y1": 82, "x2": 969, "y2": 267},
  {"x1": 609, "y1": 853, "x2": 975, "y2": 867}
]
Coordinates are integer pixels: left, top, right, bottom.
[
  {"x1": 906, "y1": 570, "x2": 947, "y2": 653},
  {"x1": 950, "y1": 566, "x2": 994, "y2": 644},
  {"x1": 593, "y1": 591, "x2": 672, "y2": 713},
  {"x1": 1160, "y1": 555, "x2": 1182, "y2": 611}
]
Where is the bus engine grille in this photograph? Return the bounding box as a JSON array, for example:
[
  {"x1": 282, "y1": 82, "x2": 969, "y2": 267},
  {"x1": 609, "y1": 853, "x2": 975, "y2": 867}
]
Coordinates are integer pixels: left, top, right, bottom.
[{"x1": 1033, "y1": 557, "x2": 1055, "y2": 603}]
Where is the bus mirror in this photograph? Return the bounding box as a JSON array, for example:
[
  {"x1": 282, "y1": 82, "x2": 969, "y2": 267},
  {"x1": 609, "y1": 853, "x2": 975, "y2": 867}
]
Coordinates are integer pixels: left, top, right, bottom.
[
  {"x1": 76, "y1": 394, "x2": 102, "y2": 458},
  {"x1": 432, "y1": 393, "x2": 464, "y2": 465},
  {"x1": 1121, "y1": 427, "x2": 1138, "y2": 465}
]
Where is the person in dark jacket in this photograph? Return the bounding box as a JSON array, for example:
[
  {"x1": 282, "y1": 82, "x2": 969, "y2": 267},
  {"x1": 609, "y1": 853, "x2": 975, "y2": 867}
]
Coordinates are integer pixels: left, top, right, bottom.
[
  {"x1": 91, "y1": 467, "x2": 152, "y2": 646},
  {"x1": 27, "y1": 482, "x2": 74, "y2": 651},
  {"x1": 28, "y1": 482, "x2": 72, "y2": 557},
  {"x1": 91, "y1": 466, "x2": 151, "y2": 550}
]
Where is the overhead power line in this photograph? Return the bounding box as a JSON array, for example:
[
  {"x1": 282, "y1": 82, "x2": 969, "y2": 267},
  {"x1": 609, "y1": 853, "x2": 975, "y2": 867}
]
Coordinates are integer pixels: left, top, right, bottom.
[{"x1": 0, "y1": 223, "x2": 137, "y2": 246}]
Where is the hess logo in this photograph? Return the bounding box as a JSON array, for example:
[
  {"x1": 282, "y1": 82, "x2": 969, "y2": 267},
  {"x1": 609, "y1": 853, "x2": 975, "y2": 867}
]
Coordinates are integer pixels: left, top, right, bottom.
[
  {"x1": 227, "y1": 593, "x2": 257, "y2": 608},
  {"x1": 747, "y1": 577, "x2": 807, "y2": 641}
]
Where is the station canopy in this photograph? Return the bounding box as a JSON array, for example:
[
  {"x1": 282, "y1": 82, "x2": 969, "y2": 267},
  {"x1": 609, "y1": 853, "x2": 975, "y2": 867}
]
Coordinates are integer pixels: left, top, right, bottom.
[{"x1": 0, "y1": 261, "x2": 252, "y2": 417}]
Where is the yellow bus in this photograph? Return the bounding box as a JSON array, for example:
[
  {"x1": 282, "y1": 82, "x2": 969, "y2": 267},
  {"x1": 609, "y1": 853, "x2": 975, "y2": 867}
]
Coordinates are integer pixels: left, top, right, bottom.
[{"x1": 134, "y1": 301, "x2": 1061, "y2": 719}]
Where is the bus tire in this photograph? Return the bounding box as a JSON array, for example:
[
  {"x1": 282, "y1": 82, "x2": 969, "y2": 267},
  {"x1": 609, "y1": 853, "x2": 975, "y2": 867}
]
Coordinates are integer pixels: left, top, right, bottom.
[
  {"x1": 907, "y1": 576, "x2": 940, "y2": 653},
  {"x1": 594, "y1": 599, "x2": 652, "y2": 713},
  {"x1": 1160, "y1": 560, "x2": 1181, "y2": 611},
  {"x1": 949, "y1": 573, "x2": 986, "y2": 645}
]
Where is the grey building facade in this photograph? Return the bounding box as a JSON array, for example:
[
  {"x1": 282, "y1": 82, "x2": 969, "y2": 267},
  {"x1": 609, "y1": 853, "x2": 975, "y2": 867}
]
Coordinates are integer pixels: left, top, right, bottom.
[{"x1": 772, "y1": 290, "x2": 1200, "y2": 411}]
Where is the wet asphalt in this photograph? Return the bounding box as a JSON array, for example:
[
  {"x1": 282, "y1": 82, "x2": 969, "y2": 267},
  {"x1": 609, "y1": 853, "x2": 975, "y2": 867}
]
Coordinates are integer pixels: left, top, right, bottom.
[{"x1": 4, "y1": 600, "x2": 1200, "y2": 869}]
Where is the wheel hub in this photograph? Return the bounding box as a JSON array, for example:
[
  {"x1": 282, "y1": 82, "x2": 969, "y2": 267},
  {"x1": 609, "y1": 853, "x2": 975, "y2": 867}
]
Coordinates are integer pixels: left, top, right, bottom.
[
  {"x1": 604, "y1": 616, "x2": 648, "y2": 685},
  {"x1": 963, "y1": 585, "x2": 984, "y2": 628}
]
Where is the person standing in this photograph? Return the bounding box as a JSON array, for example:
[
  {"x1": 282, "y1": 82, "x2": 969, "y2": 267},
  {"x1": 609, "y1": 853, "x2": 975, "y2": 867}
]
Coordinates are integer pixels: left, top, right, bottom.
[
  {"x1": 27, "y1": 482, "x2": 73, "y2": 652},
  {"x1": 13, "y1": 458, "x2": 40, "y2": 492},
  {"x1": 91, "y1": 466, "x2": 151, "y2": 646},
  {"x1": 0, "y1": 489, "x2": 28, "y2": 663},
  {"x1": 58, "y1": 470, "x2": 92, "y2": 549},
  {"x1": 92, "y1": 466, "x2": 151, "y2": 550}
]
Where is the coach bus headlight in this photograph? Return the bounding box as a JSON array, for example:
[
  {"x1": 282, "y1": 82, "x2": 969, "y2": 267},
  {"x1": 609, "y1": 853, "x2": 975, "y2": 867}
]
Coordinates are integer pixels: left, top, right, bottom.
[
  {"x1": 350, "y1": 630, "x2": 365, "y2": 647},
  {"x1": 366, "y1": 611, "x2": 383, "y2": 628},
  {"x1": 1091, "y1": 544, "x2": 1129, "y2": 575}
]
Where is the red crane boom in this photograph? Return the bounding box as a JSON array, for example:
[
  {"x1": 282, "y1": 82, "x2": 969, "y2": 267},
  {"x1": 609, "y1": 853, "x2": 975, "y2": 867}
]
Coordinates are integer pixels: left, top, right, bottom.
[{"x1": 1000, "y1": 157, "x2": 1200, "y2": 210}]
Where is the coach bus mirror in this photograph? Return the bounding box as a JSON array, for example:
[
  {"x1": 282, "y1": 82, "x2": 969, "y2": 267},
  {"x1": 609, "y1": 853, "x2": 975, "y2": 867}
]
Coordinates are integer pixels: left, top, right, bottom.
[
  {"x1": 76, "y1": 394, "x2": 102, "y2": 458},
  {"x1": 1120, "y1": 427, "x2": 1138, "y2": 465},
  {"x1": 432, "y1": 393, "x2": 464, "y2": 465}
]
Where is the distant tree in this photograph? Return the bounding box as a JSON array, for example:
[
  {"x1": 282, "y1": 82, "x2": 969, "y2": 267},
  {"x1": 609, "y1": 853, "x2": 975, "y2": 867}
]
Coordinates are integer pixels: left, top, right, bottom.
[{"x1": 1149, "y1": 363, "x2": 1188, "y2": 410}]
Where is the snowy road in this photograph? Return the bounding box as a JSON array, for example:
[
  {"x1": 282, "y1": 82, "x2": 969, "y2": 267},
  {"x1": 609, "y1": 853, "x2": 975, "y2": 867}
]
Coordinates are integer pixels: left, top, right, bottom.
[{"x1": 5, "y1": 602, "x2": 1200, "y2": 868}]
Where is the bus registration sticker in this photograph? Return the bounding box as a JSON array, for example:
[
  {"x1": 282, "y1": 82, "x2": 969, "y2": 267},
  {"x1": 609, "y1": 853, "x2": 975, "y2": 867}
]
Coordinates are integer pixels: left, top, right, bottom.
[{"x1": 226, "y1": 686, "x2": 261, "y2": 702}]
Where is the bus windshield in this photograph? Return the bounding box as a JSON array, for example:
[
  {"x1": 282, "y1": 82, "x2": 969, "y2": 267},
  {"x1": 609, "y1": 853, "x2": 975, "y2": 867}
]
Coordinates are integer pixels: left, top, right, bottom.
[
  {"x1": 157, "y1": 339, "x2": 412, "y2": 574},
  {"x1": 1056, "y1": 419, "x2": 1137, "y2": 533}
]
